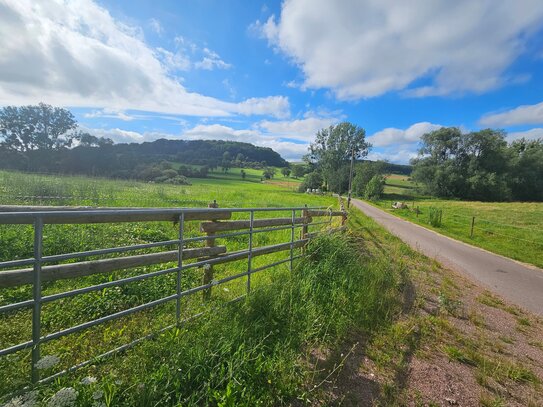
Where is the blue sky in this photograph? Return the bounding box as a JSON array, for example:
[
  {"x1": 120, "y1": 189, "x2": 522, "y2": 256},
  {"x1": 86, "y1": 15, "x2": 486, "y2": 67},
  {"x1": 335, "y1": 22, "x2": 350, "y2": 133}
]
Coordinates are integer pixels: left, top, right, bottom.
[{"x1": 1, "y1": 0, "x2": 543, "y2": 163}]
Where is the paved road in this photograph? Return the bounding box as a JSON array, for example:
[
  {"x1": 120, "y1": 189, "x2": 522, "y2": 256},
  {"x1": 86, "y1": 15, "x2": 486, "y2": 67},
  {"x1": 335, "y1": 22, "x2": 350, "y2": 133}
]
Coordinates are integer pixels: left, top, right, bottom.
[{"x1": 351, "y1": 199, "x2": 543, "y2": 316}]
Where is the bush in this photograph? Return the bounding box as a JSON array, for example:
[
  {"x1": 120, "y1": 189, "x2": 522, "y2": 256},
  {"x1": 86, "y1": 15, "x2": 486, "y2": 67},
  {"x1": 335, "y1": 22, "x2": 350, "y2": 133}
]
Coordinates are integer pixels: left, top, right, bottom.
[
  {"x1": 298, "y1": 171, "x2": 323, "y2": 192},
  {"x1": 364, "y1": 174, "x2": 385, "y2": 200},
  {"x1": 164, "y1": 175, "x2": 191, "y2": 185},
  {"x1": 428, "y1": 207, "x2": 443, "y2": 227}
]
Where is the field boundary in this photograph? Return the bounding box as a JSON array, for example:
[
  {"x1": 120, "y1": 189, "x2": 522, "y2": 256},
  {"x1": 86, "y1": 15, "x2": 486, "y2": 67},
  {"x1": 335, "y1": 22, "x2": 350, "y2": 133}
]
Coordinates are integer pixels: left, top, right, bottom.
[{"x1": 0, "y1": 203, "x2": 347, "y2": 391}]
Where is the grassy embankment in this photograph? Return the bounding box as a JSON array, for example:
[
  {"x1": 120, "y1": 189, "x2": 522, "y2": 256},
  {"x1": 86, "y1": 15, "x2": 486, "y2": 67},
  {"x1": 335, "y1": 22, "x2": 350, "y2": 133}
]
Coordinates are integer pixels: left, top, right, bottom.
[{"x1": 371, "y1": 174, "x2": 543, "y2": 268}]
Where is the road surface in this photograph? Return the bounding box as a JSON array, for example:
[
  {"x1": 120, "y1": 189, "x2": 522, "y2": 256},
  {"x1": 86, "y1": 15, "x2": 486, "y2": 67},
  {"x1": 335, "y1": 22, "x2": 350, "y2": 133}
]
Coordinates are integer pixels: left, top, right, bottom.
[{"x1": 351, "y1": 199, "x2": 543, "y2": 316}]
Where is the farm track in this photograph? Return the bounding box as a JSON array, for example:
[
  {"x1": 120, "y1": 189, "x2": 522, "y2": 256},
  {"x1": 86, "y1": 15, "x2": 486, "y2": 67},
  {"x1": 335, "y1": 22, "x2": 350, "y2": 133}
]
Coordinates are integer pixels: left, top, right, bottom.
[{"x1": 352, "y1": 199, "x2": 543, "y2": 316}]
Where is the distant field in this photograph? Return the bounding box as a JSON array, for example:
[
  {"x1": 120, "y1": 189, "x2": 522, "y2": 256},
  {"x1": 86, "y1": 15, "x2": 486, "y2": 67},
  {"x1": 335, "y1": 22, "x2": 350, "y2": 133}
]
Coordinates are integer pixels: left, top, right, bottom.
[{"x1": 372, "y1": 175, "x2": 543, "y2": 268}]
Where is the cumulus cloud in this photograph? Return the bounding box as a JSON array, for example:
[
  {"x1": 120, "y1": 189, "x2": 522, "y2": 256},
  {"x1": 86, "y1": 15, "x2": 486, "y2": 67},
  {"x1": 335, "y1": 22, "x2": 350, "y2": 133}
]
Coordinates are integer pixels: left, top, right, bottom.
[
  {"x1": 82, "y1": 126, "x2": 171, "y2": 144},
  {"x1": 0, "y1": 0, "x2": 289, "y2": 118},
  {"x1": 255, "y1": 0, "x2": 543, "y2": 99},
  {"x1": 257, "y1": 115, "x2": 339, "y2": 142},
  {"x1": 194, "y1": 48, "x2": 232, "y2": 70},
  {"x1": 365, "y1": 122, "x2": 443, "y2": 164},
  {"x1": 506, "y1": 128, "x2": 543, "y2": 142},
  {"x1": 479, "y1": 101, "x2": 543, "y2": 126},
  {"x1": 367, "y1": 122, "x2": 443, "y2": 147}
]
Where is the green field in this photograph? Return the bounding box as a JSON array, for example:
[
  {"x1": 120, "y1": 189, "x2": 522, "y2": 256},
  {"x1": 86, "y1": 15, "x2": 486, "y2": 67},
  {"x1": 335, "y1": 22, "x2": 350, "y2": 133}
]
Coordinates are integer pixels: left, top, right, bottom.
[
  {"x1": 372, "y1": 174, "x2": 543, "y2": 268},
  {"x1": 0, "y1": 169, "x2": 343, "y2": 403}
]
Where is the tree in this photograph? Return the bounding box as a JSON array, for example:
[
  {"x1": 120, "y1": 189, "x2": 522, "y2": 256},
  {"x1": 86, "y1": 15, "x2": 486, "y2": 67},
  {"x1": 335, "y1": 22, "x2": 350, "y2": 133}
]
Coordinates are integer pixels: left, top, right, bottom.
[
  {"x1": 221, "y1": 151, "x2": 232, "y2": 173},
  {"x1": 307, "y1": 122, "x2": 370, "y2": 193},
  {"x1": 298, "y1": 171, "x2": 323, "y2": 192},
  {"x1": 0, "y1": 103, "x2": 78, "y2": 151},
  {"x1": 281, "y1": 167, "x2": 291, "y2": 177},
  {"x1": 353, "y1": 161, "x2": 386, "y2": 197},
  {"x1": 263, "y1": 167, "x2": 276, "y2": 179},
  {"x1": 364, "y1": 174, "x2": 386, "y2": 200},
  {"x1": 291, "y1": 164, "x2": 305, "y2": 178},
  {"x1": 77, "y1": 132, "x2": 114, "y2": 147},
  {"x1": 412, "y1": 127, "x2": 515, "y2": 201}
]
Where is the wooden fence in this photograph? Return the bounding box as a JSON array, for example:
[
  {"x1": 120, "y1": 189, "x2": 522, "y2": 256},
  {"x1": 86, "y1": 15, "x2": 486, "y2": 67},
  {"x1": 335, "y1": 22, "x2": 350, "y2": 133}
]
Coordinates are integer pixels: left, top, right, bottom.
[{"x1": 0, "y1": 203, "x2": 346, "y2": 390}]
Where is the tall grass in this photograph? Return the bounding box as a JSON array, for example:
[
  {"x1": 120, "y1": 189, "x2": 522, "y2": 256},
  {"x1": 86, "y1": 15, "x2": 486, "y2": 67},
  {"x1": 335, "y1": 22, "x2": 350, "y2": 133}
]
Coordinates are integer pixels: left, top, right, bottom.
[{"x1": 2, "y1": 233, "x2": 404, "y2": 406}]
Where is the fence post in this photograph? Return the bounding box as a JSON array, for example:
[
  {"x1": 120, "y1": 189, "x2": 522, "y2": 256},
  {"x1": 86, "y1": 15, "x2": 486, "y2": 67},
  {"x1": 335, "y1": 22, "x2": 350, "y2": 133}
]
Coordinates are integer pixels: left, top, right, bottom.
[
  {"x1": 31, "y1": 217, "x2": 43, "y2": 383},
  {"x1": 247, "y1": 210, "x2": 254, "y2": 293},
  {"x1": 176, "y1": 212, "x2": 184, "y2": 323},
  {"x1": 290, "y1": 209, "x2": 295, "y2": 271},
  {"x1": 470, "y1": 216, "x2": 475, "y2": 238},
  {"x1": 416, "y1": 206, "x2": 419, "y2": 218},
  {"x1": 203, "y1": 200, "x2": 218, "y2": 302}
]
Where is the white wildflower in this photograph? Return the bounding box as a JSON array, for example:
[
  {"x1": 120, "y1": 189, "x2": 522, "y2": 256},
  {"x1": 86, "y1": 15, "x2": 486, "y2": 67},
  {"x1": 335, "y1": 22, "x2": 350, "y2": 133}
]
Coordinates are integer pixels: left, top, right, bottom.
[
  {"x1": 4, "y1": 391, "x2": 37, "y2": 407},
  {"x1": 80, "y1": 376, "x2": 97, "y2": 385},
  {"x1": 34, "y1": 355, "x2": 60, "y2": 370},
  {"x1": 47, "y1": 387, "x2": 78, "y2": 407},
  {"x1": 223, "y1": 287, "x2": 230, "y2": 292},
  {"x1": 92, "y1": 390, "x2": 103, "y2": 400}
]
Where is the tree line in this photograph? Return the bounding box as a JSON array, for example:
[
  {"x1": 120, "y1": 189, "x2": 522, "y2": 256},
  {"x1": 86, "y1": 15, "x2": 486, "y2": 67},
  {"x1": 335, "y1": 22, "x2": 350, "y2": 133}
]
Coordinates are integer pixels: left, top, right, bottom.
[
  {"x1": 411, "y1": 127, "x2": 543, "y2": 201},
  {"x1": 0, "y1": 104, "x2": 288, "y2": 182}
]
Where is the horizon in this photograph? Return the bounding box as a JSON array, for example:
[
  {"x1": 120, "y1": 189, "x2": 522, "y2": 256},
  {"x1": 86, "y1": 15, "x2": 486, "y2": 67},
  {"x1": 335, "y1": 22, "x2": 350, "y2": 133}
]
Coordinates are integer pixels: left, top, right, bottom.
[{"x1": 1, "y1": 0, "x2": 543, "y2": 164}]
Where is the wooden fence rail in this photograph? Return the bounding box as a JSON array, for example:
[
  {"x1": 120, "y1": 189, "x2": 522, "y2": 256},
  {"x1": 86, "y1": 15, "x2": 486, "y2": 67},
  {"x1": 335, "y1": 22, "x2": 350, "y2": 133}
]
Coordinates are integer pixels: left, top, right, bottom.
[{"x1": 0, "y1": 202, "x2": 347, "y2": 391}]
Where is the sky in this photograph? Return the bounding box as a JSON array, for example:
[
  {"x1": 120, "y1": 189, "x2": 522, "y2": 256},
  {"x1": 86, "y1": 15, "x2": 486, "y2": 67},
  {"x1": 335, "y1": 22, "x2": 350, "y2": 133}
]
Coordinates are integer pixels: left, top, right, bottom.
[{"x1": 1, "y1": 0, "x2": 543, "y2": 163}]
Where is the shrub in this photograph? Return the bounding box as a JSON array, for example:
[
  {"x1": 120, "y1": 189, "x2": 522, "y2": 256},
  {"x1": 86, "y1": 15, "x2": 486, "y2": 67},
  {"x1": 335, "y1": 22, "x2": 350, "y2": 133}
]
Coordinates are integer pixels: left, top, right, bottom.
[
  {"x1": 364, "y1": 174, "x2": 385, "y2": 200},
  {"x1": 428, "y1": 207, "x2": 443, "y2": 227}
]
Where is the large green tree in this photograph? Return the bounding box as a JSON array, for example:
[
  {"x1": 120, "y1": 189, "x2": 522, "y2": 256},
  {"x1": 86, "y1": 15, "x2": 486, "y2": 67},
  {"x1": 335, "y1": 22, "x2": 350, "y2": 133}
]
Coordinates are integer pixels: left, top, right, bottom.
[
  {"x1": 306, "y1": 122, "x2": 370, "y2": 193},
  {"x1": 0, "y1": 103, "x2": 78, "y2": 151},
  {"x1": 412, "y1": 127, "x2": 543, "y2": 201}
]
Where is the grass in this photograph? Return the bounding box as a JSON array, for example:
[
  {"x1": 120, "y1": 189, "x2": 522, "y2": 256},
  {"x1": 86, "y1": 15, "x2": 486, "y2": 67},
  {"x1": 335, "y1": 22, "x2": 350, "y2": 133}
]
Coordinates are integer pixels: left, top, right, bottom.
[
  {"x1": 0, "y1": 169, "x2": 406, "y2": 405},
  {"x1": 370, "y1": 174, "x2": 543, "y2": 268},
  {"x1": 1, "y1": 212, "x2": 406, "y2": 405}
]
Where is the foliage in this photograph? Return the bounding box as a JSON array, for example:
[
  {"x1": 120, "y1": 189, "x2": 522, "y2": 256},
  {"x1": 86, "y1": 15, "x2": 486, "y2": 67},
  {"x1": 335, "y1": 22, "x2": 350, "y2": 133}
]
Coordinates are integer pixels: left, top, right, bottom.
[
  {"x1": 428, "y1": 207, "x2": 443, "y2": 227},
  {"x1": 290, "y1": 164, "x2": 306, "y2": 178},
  {"x1": 280, "y1": 167, "x2": 291, "y2": 177},
  {"x1": 306, "y1": 122, "x2": 370, "y2": 193},
  {"x1": 0, "y1": 103, "x2": 79, "y2": 151},
  {"x1": 353, "y1": 161, "x2": 386, "y2": 197},
  {"x1": 364, "y1": 174, "x2": 386, "y2": 200},
  {"x1": 262, "y1": 167, "x2": 276, "y2": 179},
  {"x1": 298, "y1": 171, "x2": 323, "y2": 192},
  {"x1": 411, "y1": 127, "x2": 543, "y2": 201}
]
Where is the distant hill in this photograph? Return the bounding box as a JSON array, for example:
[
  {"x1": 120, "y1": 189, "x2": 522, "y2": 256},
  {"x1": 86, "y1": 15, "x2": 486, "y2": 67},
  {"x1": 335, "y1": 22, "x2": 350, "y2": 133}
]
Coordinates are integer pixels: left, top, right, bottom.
[{"x1": 0, "y1": 139, "x2": 288, "y2": 180}]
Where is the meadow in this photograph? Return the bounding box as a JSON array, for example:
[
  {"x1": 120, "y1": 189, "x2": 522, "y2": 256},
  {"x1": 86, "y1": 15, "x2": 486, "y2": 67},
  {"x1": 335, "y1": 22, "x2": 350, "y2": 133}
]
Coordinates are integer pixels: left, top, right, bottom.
[
  {"x1": 373, "y1": 174, "x2": 543, "y2": 268},
  {"x1": 0, "y1": 169, "x2": 349, "y2": 404}
]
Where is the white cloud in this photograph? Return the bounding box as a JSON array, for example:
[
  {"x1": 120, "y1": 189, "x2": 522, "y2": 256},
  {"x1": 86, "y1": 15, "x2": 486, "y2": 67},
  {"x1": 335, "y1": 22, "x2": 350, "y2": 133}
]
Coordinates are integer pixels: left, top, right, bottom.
[
  {"x1": 506, "y1": 128, "x2": 543, "y2": 142},
  {"x1": 255, "y1": 0, "x2": 543, "y2": 99},
  {"x1": 257, "y1": 115, "x2": 339, "y2": 141},
  {"x1": 82, "y1": 126, "x2": 171, "y2": 144},
  {"x1": 479, "y1": 101, "x2": 543, "y2": 126},
  {"x1": 367, "y1": 122, "x2": 443, "y2": 147},
  {"x1": 0, "y1": 0, "x2": 288, "y2": 118},
  {"x1": 367, "y1": 150, "x2": 418, "y2": 165},
  {"x1": 182, "y1": 123, "x2": 310, "y2": 160},
  {"x1": 194, "y1": 48, "x2": 232, "y2": 70},
  {"x1": 365, "y1": 122, "x2": 444, "y2": 164},
  {"x1": 148, "y1": 18, "x2": 163, "y2": 35}
]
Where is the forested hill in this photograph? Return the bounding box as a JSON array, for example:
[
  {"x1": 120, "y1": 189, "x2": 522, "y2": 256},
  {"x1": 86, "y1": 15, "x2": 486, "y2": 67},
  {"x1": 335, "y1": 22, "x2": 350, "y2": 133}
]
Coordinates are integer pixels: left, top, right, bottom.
[
  {"x1": 0, "y1": 139, "x2": 288, "y2": 179},
  {"x1": 111, "y1": 139, "x2": 287, "y2": 167}
]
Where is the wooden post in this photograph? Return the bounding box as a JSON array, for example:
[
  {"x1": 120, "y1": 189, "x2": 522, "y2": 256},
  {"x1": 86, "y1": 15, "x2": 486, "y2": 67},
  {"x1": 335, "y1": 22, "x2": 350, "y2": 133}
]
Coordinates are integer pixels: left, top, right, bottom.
[
  {"x1": 416, "y1": 206, "x2": 419, "y2": 218},
  {"x1": 203, "y1": 200, "x2": 218, "y2": 301},
  {"x1": 470, "y1": 216, "x2": 475, "y2": 238}
]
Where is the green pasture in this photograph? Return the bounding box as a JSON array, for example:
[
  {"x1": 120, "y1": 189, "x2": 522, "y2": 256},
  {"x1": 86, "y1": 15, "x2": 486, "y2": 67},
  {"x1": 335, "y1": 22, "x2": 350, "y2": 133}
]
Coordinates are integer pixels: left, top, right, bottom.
[
  {"x1": 0, "y1": 169, "x2": 337, "y2": 400},
  {"x1": 372, "y1": 175, "x2": 543, "y2": 268}
]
